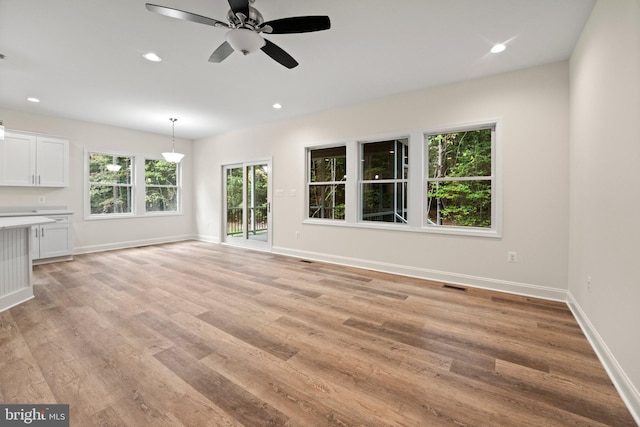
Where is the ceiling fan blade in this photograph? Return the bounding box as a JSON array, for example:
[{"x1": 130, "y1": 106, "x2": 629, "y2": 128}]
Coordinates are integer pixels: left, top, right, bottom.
[
  {"x1": 261, "y1": 39, "x2": 298, "y2": 69},
  {"x1": 261, "y1": 16, "x2": 331, "y2": 34},
  {"x1": 209, "y1": 41, "x2": 234, "y2": 63},
  {"x1": 145, "y1": 4, "x2": 229, "y2": 28},
  {"x1": 227, "y1": 0, "x2": 250, "y2": 18}
]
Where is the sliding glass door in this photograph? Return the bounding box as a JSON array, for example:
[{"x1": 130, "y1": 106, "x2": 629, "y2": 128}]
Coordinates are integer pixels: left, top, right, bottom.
[{"x1": 223, "y1": 161, "x2": 271, "y2": 249}]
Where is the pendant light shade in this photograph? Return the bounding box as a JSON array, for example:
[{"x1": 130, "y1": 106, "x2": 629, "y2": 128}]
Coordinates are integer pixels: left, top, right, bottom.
[
  {"x1": 162, "y1": 151, "x2": 185, "y2": 163},
  {"x1": 162, "y1": 118, "x2": 184, "y2": 163},
  {"x1": 0, "y1": 120, "x2": 5, "y2": 140}
]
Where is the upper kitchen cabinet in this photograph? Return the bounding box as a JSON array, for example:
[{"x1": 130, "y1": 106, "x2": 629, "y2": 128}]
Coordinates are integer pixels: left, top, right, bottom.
[{"x1": 0, "y1": 131, "x2": 69, "y2": 187}]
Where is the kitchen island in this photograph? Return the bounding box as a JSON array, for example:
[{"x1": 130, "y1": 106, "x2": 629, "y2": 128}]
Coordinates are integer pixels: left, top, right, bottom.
[{"x1": 0, "y1": 216, "x2": 55, "y2": 312}]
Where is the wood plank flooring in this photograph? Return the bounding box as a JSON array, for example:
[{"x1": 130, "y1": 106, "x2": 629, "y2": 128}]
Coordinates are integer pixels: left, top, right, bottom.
[{"x1": 0, "y1": 241, "x2": 635, "y2": 426}]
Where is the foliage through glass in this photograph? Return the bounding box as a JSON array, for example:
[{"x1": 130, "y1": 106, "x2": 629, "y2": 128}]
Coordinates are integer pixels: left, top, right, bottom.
[
  {"x1": 145, "y1": 159, "x2": 179, "y2": 212},
  {"x1": 226, "y1": 167, "x2": 244, "y2": 236},
  {"x1": 426, "y1": 128, "x2": 493, "y2": 228},
  {"x1": 89, "y1": 153, "x2": 133, "y2": 215}
]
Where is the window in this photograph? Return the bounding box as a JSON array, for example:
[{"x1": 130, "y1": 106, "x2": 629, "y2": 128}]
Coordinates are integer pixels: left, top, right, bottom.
[
  {"x1": 304, "y1": 122, "x2": 500, "y2": 237},
  {"x1": 426, "y1": 126, "x2": 494, "y2": 229},
  {"x1": 145, "y1": 158, "x2": 180, "y2": 212},
  {"x1": 88, "y1": 153, "x2": 134, "y2": 215},
  {"x1": 308, "y1": 146, "x2": 346, "y2": 220},
  {"x1": 360, "y1": 138, "x2": 409, "y2": 223}
]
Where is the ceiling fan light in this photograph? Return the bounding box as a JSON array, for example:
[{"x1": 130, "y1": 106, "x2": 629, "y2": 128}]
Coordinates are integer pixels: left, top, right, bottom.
[{"x1": 226, "y1": 28, "x2": 265, "y2": 55}]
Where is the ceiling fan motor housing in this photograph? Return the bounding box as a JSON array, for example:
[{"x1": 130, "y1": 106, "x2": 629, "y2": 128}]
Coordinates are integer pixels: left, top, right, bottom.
[{"x1": 227, "y1": 6, "x2": 263, "y2": 30}]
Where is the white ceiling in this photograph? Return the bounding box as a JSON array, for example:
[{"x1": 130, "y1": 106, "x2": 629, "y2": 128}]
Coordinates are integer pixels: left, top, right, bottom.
[{"x1": 0, "y1": 0, "x2": 595, "y2": 140}]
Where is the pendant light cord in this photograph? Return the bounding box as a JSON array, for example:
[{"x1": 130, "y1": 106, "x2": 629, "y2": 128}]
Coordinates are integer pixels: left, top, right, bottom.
[{"x1": 170, "y1": 118, "x2": 177, "y2": 153}]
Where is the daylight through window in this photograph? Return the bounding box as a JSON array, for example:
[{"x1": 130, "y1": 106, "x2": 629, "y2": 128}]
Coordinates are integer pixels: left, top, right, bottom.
[
  {"x1": 88, "y1": 153, "x2": 134, "y2": 215},
  {"x1": 145, "y1": 159, "x2": 180, "y2": 212},
  {"x1": 426, "y1": 127, "x2": 494, "y2": 229}
]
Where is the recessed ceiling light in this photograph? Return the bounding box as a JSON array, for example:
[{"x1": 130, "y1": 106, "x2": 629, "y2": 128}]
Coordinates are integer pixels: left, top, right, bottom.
[
  {"x1": 272, "y1": 103, "x2": 282, "y2": 109},
  {"x1": 143, "y1": 52, "x2": 162, "y2": 62},
  {"x1": 490, "y1": 43, "x2": 506, "y2": 54},
  {"x1": 27, "y1": 97, "x2": 40, "y2": 103}
]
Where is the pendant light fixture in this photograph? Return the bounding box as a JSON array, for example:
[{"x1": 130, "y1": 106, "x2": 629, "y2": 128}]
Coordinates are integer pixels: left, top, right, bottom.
[
  {"x1": 162, "y1": 118, "x2": 184, "y2": 163},
  {"x1": 0, "y1": 120, "x2": 5, "y2": 140}
]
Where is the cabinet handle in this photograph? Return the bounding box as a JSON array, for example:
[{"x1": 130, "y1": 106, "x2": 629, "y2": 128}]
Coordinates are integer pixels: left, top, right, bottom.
[
  {"x1": 38, "y1": 175, "x2": 41, "y2": 185},
  {"x1": 41, "y1": 228, "x2": 45, "y2": 237},
  {"x1": 35, "y1": 228, "x2": 38, "y2": 238},
  {"x1": 32, "y1": 175, "x2": 35, "y2": 184}
]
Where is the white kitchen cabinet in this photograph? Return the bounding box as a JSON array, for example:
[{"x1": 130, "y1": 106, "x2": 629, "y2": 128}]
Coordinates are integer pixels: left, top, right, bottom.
[
  {"x1": 31, "y1": 215, "x2": 73, "y2": 261},
  {"x1": 0, "y1": 131, "x2": 69, "y2": 187}
]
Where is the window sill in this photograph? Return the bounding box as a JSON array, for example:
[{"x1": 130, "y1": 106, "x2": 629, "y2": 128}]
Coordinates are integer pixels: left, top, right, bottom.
[
  {"x1": 84, "y1": 213, "x2": 137, "y2": 221},
  {"x1": 143, "y1": 211, "x2": 183, "y2": 217},
  {"x1": 84, "y1": 211, "x2": 183, "y2": 220},
  {"x1": 302, "y1": 218, "x2": 501, "y2": 238}
]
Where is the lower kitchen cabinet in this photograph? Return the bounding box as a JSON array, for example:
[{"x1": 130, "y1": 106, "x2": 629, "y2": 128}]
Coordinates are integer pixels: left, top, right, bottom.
[{"x1": 31, "y1": 215, "x2": 73, "y2": 261}]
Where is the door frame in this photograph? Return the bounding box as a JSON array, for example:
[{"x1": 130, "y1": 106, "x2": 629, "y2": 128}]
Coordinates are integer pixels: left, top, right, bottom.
[{"x1": 221, "y1": 159, "x2": 272, "y2": 251}]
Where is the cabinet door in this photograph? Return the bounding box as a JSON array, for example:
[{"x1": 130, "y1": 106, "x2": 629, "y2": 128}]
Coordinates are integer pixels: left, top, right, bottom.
[
  {"x1": 36, "y1": 137, "x2": 69, "y2": 187},
  {"x1": 0, "y1": 132, "x2": 36, "y2": 186},
  {"x1": 38, "y1": 222, "x2": 73, "y2": 259},
  {"x1": 30, "y1": 226, "x2": 40, "y2": 260}
]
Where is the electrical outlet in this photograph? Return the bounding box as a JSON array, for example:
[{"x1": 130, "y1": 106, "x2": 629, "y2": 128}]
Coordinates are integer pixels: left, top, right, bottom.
[
  {"x1": 587, "y1": 275, "x2": 592, "y2": 292},
  {"x1": 507, "y1": 251, "x2": 518, "y2": 263},
  {"x1": 38, "y1": 195, "x2": 46, "y2": 204},
  {"x1": 295, "y1": 231, "x2": 301, "y2": 239}
]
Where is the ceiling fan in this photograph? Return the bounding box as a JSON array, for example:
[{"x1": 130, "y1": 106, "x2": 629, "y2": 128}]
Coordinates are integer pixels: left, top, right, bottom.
[{"x1": 145, "y1": 0, "x2": 331, "y2": 69}]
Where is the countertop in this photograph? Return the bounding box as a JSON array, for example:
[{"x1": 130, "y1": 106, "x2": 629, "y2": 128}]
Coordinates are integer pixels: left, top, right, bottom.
[
  {"x1": 0, "y1": 216, "x2": 56, "y2": 230},
  {"x1": 0, "y1": 207, "x2": 74, "y2": 218}
]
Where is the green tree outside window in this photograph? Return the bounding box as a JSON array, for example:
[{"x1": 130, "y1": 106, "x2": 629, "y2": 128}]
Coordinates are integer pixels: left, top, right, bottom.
[{"x1": 426, "y1": 128, "x2": 493, "y2": 228}]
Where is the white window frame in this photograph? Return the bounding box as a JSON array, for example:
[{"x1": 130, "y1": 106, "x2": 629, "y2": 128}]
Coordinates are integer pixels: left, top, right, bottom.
[
  {"x1": 85, "y1": 150, "x2": 136, "y2": 219},
  {"x1": 302, "y1": 120, "x2": 502, "y2": 238},
  {"x1": 143, "y1": 156, "x2": 182, "y2": 215},
  {"x1": 84, "y1": 150, "x2": 186, "y2": 220},
  {"x1": 306, "y1": 145, "x2": 347, "y2": 221},
  {"x1": 359, "y1": 137, "x2": 410, "y2": 225},
  {"x1": 423, "y1": 120, "x2": 502, "y2": 238}
]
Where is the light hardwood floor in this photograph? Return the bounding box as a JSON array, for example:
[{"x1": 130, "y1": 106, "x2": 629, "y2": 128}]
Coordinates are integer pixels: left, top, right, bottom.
[{"x1": 0, "y1": 241, "x2": 635, "y2": 426}]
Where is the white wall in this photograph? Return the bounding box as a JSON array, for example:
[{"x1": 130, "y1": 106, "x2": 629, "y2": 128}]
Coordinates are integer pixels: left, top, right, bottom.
[
  {"x1": 569, "y1": 0, "x2": 640, "y2": 420},
  {"x1": 0, "y1": 108, "x2": 196, "y2": 252},
  {"x1": 194, "y1": 61, "x2": 571, "y2": 299}
]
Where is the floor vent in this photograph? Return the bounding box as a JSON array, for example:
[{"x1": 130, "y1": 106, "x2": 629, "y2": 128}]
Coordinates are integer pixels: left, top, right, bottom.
[
  {"x1": 299, "y1": 259, "x2": 313, "y2": 264},
  {"x1": 443, "y1": 284, "x2": 468, "y2": 292}
]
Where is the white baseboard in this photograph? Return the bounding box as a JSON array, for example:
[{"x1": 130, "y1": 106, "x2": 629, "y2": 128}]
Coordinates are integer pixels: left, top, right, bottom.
[
  {"x1": 567, "y1": 292, "x2": 640, "y2": 425},
  {"x1": 0, "y1": 287, "x2": 34, "y2": 314},
  {"x1": 74, "y1": 234, "x2": 197, "y2": 255},
  {"x1": 194, "y1": 234, "x2": 221, "y2": 244},
  {"x1": 271, "y1": 246, "x2": 567, "y2": 302}
]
